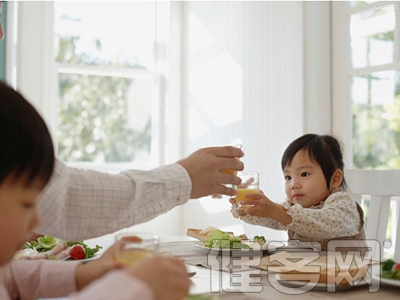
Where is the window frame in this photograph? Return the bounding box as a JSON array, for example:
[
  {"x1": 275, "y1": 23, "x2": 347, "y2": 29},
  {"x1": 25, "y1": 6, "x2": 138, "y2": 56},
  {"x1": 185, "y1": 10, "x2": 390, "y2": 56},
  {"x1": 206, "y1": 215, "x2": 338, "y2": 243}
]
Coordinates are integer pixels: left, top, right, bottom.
[
  {"x1": 332, "y1": 1, "x2": 400, "y2": 169},
  {"x1": 8, "y1": 1, "x2": 177, "y2": 172}
]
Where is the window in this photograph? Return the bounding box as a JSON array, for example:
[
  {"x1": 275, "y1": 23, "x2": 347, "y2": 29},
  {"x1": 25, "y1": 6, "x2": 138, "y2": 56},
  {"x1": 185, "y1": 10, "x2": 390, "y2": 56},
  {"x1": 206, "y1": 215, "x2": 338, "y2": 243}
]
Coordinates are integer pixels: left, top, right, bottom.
[
  {"x1": 9, "y1": 2, "x2": 171, "y2": 172},
  {"x1": 332, "y1": 1, "x2": 400, "y2": 259},
  {"x1": 333, "y1": 1, "x2": 400, "y2": 169},
  {"x1": 52, "y1": 2, "x2": 169, "y2": 171}
]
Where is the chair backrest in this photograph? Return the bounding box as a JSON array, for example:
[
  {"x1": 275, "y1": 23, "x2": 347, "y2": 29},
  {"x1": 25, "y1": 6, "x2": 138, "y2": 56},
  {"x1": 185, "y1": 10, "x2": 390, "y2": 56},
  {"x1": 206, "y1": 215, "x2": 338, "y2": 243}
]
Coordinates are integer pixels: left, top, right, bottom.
[{"x1": 345, "y1": 169, "x2": 400, "y2": 262}]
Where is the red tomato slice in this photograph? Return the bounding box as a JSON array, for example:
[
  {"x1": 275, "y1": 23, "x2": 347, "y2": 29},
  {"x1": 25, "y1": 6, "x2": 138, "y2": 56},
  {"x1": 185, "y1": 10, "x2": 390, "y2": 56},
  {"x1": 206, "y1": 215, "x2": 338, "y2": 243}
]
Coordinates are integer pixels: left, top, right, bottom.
[
  {"x1": 69, "y1": 244, "x2": 85, "y2": 260},
  {"x1": 393, "y1": 263, "x2": 400, "y2": 271}
]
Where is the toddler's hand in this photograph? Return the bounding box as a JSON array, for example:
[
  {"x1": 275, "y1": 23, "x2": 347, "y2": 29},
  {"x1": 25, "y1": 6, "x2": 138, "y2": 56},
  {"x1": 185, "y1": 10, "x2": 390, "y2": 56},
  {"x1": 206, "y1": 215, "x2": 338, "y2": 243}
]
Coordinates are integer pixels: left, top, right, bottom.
[
  {"x1": 229, "y1": 198, "x2": 241, "y2": 219},
  {"x1": 229, "y1": 197, "x2": 258, "y2": 218},
  {"x1": 238, "y1": 191, "x2": 275, "y2": 218}
]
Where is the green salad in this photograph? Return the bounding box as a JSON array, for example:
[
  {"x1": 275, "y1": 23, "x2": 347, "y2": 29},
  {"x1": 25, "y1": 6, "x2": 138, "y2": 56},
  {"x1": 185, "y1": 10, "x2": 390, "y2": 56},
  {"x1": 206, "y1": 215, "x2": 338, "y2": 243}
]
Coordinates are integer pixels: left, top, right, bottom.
[
  {"x1": 253, "y1": 235, "x2": 266, "y2": 245},
  {"x1": 23, "y1": 236, "x2": 62, "y2": 252},
  {"x1": 203, "y1": 230, "x2": 250, "y2": 250},
  {"x1": 380, "y1": 259, "x2": 400, "y2": 280},
  {"x1": 23, "y1": 235, "x2": 102, "y2": 260}
]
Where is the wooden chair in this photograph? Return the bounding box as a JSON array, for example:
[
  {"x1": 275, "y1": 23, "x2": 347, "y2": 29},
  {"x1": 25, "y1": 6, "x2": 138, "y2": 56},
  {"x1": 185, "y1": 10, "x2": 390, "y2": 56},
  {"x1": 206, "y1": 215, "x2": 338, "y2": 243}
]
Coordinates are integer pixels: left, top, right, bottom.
[{"x1": 345, "y1": 169, "x2": 400, "y2": 262}]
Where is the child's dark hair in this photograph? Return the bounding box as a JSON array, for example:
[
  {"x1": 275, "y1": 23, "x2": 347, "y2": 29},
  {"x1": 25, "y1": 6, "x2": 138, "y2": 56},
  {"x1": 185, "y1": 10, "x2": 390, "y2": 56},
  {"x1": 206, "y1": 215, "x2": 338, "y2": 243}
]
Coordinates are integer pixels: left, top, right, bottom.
[
  {"x1": 0, "y1": 81, "x2": 54, "y2": 186},
  {"x1": 281, "y1": 134, "x2": 347, "y2": 191}
]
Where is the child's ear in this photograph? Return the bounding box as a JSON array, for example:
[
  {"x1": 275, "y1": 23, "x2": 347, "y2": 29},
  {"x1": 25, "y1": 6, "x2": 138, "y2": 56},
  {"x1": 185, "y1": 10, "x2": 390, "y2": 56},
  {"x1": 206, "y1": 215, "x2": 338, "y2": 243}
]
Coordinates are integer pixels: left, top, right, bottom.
[{"x1": 330, "y1": 169, "x2": 344, "y2": 190}]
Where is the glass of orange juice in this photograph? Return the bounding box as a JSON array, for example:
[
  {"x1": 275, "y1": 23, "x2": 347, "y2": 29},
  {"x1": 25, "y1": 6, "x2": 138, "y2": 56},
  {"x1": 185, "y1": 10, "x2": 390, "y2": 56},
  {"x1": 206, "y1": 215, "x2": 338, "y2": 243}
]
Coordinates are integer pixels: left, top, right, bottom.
[
  {"x1": 114, "y1": 232, "x2": 159, "y2": 266},
  {"x1": 234, "y1": 171, "x2": 260, "y2": 214},
  {"x1": 212, "y1": 143, "x2": 242, "y2": 199},
  {"x1": 220, "y1": 143, "x2": 242, "y2": 177}
]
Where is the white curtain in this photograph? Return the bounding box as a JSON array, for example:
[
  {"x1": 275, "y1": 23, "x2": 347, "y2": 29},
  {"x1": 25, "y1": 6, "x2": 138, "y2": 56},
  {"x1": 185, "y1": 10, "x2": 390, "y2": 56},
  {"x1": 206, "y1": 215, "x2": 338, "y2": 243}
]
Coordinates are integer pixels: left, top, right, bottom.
[{"x1": 181, "y1": 1, "x2": 302, "y2": 241}]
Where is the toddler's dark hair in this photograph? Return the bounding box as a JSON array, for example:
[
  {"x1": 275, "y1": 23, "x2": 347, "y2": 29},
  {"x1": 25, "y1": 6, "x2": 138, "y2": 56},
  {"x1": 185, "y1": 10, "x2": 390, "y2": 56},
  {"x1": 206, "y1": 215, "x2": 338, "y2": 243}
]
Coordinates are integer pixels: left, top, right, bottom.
[
  {"x1": 0, "y1": 81, "x2": 54, "y2": 186},
  {"x1": 281, "y1": 134, "x2": 347, "y2": 191}
]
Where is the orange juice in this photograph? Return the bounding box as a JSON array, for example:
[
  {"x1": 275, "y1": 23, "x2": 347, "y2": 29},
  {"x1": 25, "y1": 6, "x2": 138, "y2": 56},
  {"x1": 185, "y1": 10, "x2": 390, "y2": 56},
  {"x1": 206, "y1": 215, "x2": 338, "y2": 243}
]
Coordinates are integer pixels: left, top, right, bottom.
[
  {"x1": 115, "y1": 249, "x2": 154, "y2": 266},
  {"x1": 234, "y1": 188, "x2": 260, "y2": 201},
  {"x1": 221, "y1": 157, "x2": 241, "y2": 175},
  {"x1": 221, "y1": 168, "x2": 237, "y2": 175}
]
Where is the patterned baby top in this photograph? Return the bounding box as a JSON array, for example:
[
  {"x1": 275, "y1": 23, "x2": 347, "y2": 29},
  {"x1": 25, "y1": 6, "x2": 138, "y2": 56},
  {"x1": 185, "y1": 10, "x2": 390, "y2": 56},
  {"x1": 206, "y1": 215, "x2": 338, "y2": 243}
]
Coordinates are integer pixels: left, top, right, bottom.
[{"x1": 239, "y1": 191, "x2": 366, "y2": 251}]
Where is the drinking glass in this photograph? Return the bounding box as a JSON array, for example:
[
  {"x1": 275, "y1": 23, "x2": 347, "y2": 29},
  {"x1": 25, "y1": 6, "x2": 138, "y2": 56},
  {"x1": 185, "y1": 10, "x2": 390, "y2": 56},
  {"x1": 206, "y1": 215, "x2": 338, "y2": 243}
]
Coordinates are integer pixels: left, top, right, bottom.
[
  {"x1": 212, "y1": 143, "x2": 242, "y2": 199},
  {"x1": 220, "y1": 143, "x2": 242, "y2": 177},
  {"x1": 114, "y1": 232, "x2": 159, "y2": 266},
  {"x1": 234, "y1": 171, "x2": 260, "y2": 214}
]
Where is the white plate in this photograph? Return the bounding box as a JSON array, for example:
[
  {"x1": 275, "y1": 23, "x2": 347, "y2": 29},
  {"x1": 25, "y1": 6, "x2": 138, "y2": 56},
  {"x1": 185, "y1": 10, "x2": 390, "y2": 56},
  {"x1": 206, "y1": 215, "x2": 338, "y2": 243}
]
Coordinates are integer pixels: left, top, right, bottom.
[
  {"x1": 274, "y1": 273, "x2": 368, "y2": 291},
  {"x1": 193, "y1": 241, "x2": 284, "y2": 253},
  {"x1": 14, "y1": 249, "x2": 102, "y2": 262},
  {"x1": 372, "y1": 268, "x2": 400, "y2": 288}
]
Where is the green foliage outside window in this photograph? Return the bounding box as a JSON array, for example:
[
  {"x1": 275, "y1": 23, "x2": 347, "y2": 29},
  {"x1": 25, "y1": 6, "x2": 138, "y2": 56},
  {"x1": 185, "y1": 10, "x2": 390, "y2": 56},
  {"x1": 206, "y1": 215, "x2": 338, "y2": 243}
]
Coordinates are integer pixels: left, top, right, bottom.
[
  {"x1": 352, "y1": 102, "x2": 396, "y2": 169},
  {"x1": 55, "y1": 36, "x2": 151, "y2": 163},
  {"x1": 352, "y1": 29, "x2": 400, "y2": 170}
]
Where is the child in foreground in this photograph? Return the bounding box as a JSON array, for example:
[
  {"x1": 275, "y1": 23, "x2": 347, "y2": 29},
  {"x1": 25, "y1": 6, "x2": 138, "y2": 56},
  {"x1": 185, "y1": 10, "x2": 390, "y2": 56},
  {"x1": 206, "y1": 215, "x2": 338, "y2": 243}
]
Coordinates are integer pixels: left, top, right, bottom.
[
  {"x1": 230, "y1": 134, "x2": 366, "y2": 251},
  {"x1": 0, "y1": 81, "x2": 189, "y2": 300}
]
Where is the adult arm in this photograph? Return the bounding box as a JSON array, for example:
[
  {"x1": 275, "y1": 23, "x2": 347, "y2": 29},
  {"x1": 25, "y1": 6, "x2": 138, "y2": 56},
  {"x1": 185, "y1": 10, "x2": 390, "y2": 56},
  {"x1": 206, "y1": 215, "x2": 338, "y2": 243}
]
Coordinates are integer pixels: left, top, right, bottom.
[
  {"x1": 36, "y1": 146, "x2": 244, "y2": 240},
  {"x1": 35, "y1": 159, "x2": 192, "y2": 240}
]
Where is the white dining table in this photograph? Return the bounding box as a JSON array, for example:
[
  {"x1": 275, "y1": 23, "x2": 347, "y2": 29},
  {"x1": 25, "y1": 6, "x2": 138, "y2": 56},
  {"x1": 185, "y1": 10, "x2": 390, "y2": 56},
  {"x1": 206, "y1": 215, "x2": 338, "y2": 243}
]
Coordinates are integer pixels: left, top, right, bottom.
[{"x1": 81, "y1": 233, "x2": 400, "y2": 300}]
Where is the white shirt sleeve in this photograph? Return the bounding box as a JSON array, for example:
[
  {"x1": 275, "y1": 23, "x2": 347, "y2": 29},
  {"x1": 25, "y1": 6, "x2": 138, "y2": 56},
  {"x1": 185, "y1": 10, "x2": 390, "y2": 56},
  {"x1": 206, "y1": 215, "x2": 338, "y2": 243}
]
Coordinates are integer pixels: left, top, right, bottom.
[{"x1": 35, "y1": 159, "x2": 192, "y2": 240}]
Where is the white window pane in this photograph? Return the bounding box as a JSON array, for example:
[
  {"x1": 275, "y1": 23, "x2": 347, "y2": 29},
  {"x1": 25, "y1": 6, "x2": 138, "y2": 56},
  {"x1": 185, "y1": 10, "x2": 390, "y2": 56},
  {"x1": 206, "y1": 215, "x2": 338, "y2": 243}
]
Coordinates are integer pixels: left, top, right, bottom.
[
  {"x1": 54, "y1": 2, "x2": 156, "y2": 70},
  {"x1": 350, "y1": 7, "x2": 394, "y2": 68},
  {"x1": 349, "y1": 1, "x2": 378, "y2": 9}
]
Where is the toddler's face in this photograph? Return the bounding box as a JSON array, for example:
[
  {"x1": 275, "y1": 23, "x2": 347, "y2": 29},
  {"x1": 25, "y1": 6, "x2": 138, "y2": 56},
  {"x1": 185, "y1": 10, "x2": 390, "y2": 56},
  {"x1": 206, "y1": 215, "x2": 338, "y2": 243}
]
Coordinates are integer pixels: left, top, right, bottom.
[
  {"x1": 0, "y1": 175, "x2": 43, "y2": 265},
  {"x1": 283, "y1": 149, "x2": 330, "y2": 208}
]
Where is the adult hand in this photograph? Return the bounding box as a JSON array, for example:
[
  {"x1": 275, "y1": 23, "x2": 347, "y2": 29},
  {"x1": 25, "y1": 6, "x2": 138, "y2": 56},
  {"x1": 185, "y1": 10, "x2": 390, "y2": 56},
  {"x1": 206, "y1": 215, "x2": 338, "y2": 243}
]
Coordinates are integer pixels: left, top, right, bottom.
[
  {"x1": 177, "y1": 146, "x2": 244, "y2": 199},
  {"x1": 128, "y1": 255, "x2": 190, "y2": 300}
]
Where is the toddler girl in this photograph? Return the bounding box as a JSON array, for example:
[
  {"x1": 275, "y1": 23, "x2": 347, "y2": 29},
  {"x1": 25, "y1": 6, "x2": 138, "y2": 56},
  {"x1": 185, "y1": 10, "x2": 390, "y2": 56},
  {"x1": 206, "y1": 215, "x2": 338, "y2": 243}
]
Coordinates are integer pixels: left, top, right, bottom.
[{"x1": 231, "y1": 134, "x2": 366, "y2": 251}]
